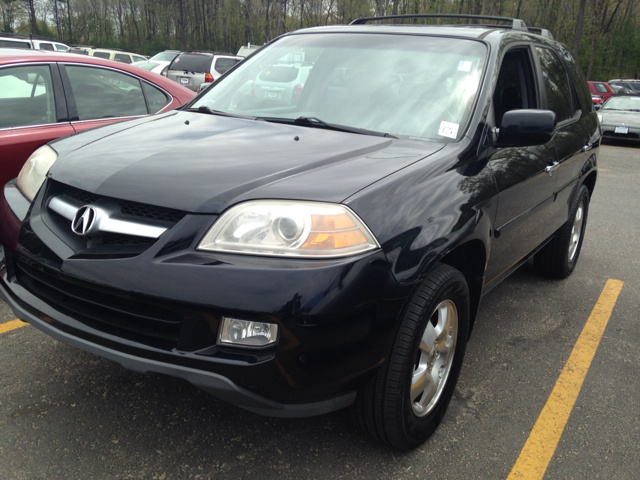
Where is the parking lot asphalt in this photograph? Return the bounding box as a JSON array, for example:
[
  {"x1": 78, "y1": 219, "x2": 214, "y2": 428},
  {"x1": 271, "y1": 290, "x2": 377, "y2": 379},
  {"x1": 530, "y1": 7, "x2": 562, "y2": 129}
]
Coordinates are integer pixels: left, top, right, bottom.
[{"x1": 1, "y1": 144, "x2": 638, "y2": 479}]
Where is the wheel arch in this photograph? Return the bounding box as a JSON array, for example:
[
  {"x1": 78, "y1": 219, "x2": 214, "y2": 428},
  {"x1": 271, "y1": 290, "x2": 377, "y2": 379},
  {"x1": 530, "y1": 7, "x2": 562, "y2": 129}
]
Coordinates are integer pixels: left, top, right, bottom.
[
  {"x1": 581, "y1": 170, "x2": 597, "y2": 199},
  {"x1": 438, "y1": 239, "x2": 486, "y2": 336}
]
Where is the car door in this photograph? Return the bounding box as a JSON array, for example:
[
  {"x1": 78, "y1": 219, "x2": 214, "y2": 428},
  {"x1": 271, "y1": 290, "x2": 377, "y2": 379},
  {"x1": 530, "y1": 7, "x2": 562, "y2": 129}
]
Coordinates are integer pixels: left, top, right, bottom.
[
  {"x1": 484, "y1": 46, "x2": 560, "y2": 286},
  {"x1": 0, "y1": 62, "x2": 73, "y2": 188},
  {"x1": 536, "y1": 45, "x2": 598, "y2": 213}
]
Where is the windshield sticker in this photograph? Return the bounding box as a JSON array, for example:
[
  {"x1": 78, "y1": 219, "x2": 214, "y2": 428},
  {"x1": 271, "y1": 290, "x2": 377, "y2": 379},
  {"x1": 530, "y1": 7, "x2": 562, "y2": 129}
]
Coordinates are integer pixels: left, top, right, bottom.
[
  {"x1": 438, "y1": 121, "x2": 459, "y2": 139},
  {"x1": 457, "y1": 60, "x2": 473, "y2": 72}
]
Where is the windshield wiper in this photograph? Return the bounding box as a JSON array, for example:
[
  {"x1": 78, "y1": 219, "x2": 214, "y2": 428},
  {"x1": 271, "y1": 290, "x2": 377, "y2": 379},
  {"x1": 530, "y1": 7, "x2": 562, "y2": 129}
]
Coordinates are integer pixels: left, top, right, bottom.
[
  {"x1": 188, "y1": 105, "x2": 258, "y2": 120},
  {"x1": 259, "y1": 115, "x2": 397, "y2": 138}
]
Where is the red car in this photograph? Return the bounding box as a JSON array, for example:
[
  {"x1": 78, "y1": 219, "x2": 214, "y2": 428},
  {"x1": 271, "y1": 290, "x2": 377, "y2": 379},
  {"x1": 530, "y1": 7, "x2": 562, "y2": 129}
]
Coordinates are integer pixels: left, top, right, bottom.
[
  {"x1": 588, "y1": 81, "x2": 614, "y2": 107},
  {"x1": 0, "y1": 49, "x2": 195, "y2": 188}
]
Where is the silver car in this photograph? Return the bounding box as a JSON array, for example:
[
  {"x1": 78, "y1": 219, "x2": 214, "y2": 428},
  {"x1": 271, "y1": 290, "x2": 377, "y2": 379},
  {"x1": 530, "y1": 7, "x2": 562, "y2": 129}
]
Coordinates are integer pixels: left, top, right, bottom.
[
  {"x1": 167, "y1": 52, "x2": 241, "y2": 92},
  {"x1": 598, "y1": 94, "x2": 640, "y2": 142}
]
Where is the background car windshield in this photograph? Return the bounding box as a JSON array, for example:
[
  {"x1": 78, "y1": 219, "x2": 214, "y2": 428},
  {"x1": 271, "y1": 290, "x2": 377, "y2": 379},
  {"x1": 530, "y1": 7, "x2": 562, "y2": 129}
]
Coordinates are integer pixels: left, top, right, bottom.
[
  {"x1": 603, "y1": 96, "x2": 640, "y2": 111},
  {"x1": 194, "y1": 33, "x2": 486, "y2": 141}
]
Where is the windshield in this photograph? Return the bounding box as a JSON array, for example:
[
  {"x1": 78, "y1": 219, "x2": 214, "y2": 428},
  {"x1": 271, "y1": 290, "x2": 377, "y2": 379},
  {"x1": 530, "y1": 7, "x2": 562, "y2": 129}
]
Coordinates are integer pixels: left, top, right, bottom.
[
  {"x1": 193, "y1": 33, "x2": 486, "y2": 141},
  {"x1": 602, "y1": 96, "x2": 640, "y2": 111}
]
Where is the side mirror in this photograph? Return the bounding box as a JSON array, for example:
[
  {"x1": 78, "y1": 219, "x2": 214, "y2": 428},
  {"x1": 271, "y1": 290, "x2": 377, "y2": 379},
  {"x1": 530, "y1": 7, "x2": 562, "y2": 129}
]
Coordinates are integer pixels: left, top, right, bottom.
[{"x1": 497, "y1": 109, "x2": 557, "y2": 147}]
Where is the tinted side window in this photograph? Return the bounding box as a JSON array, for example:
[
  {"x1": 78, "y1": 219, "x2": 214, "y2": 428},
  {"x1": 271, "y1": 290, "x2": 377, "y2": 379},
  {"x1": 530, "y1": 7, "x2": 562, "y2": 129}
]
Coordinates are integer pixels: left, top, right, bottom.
[
  {"x1": 556, "y1": 44, "x2": 592, "y2": 114},
  {"x1": 114, "y1": 53, "x2": 132, "y2": 63},
  {"x1": 92, "y1": 51, "x2": 110, "y2": 59},
  {"x1": 0, "y1": 39, "x2": 31, "y2": 49},
  {"x1": 0, "y1": 65, "x2": 56, "y2": 128},
  {"x1": 142, "y1": 82, "x2": 170, "y2": 113},
  {"x1": 594, "y1": 83, "x2": 607, "y2": 93},
  {"x1": 493, "y1": 48, "x2": 537, "y2": 127},
  {"x1": 66, "y1": 65, "x2": 148, "y2": 120},
  {"x1": 214, "y1": 57, "x2": 239, "y2": 75},
  {"x1": 536, "y1": 47, "x2": 573, "y2": 122}
]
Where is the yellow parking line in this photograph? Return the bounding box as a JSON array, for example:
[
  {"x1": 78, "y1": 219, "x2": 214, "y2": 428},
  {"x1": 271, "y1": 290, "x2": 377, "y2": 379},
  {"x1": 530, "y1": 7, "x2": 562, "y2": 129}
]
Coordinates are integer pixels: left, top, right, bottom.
[
  {"x1": 0, "y1": 319, "x2": 28, "y2": 334},
  {"x1": 507, "y1": 279, "x2": 624, "y2": 480}
]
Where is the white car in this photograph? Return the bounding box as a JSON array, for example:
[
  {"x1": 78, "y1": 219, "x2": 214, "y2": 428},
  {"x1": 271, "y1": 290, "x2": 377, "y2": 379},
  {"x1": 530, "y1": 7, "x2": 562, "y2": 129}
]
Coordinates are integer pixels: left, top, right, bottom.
[
  {"x1": 0, "y1": 34, "x2": 68, "y2": 51},
  {"x1": 132, "y1": 60, "x2": 169, "y2": 76}
]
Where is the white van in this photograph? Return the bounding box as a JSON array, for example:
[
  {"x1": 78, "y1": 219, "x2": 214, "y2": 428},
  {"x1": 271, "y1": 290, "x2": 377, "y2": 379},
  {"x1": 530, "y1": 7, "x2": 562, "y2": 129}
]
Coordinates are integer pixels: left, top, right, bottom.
[
  {"x1": 84, "y1": 48, "x2": 148, "y2": 64},
  {"x1": 0, "y1": 34, "x2": 68, "y2": 51}
]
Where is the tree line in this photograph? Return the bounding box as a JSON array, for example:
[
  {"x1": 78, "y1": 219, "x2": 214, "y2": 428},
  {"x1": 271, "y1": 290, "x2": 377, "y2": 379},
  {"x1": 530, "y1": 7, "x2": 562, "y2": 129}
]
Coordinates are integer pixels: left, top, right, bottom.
[{"x1": 2, "y1": 0, "x2": 639, "y2": 80}]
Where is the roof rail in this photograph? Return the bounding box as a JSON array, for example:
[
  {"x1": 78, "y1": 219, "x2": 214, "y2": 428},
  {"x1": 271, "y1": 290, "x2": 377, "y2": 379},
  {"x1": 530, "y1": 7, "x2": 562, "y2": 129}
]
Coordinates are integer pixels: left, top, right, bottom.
[
  {"x1": 349, "y1": 14, "x2": 528, "y2": 32},
  {"x1": 527, "y1": 27, "x2": 554, "y2": 39}
]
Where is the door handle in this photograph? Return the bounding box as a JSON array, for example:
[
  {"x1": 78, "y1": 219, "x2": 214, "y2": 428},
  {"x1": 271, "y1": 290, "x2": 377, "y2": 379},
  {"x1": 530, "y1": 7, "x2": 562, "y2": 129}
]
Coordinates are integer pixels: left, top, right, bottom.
[{"x1": 545, "y1": 161, "x2": 560, "y2": 176}]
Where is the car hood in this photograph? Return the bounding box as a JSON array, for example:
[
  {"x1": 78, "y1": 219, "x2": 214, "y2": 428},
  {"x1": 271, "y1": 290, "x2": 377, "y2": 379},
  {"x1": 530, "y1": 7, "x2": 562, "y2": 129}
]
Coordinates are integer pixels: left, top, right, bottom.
[
  {"x1": 48, "y1": 111, "x2": 443, "y2": 213},
  {"x1": 600, "y1": 110, "x2": 640, "y2": 127}
]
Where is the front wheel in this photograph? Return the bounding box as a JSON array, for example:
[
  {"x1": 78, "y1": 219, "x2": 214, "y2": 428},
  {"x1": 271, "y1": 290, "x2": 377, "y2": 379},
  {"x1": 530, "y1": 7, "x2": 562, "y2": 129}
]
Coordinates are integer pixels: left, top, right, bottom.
[
  {"x1": 535, "y1": 185, "x2": 590, "y2": 279},
  {"x1": 352, "y1": 264, "x2": 470, "y2": 450}
]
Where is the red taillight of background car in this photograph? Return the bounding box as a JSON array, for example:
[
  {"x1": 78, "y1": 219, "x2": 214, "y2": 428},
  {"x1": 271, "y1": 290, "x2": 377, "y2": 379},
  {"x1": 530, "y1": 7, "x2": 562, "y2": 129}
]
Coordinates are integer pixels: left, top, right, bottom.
[
  {"x1": 205, "y1": 73, "x2": 214, "y2": 83},
  {"x1": 591, "y1": 94, "x2": 604, "y2": 104},
  {"x1": 293, "y1": 83, "x2": 303, "y2": 100}
]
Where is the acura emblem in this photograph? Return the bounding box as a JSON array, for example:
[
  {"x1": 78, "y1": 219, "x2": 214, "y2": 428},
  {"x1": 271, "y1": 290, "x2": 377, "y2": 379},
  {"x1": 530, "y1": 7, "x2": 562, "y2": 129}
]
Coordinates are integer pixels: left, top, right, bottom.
[{"x1": 71, "y1": 206, "x2": 98, "y2": 236}]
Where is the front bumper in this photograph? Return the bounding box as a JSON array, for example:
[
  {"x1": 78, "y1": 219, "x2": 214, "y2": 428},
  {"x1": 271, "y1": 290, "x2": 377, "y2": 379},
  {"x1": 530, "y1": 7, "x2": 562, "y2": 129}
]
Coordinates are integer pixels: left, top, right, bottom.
[
  {"x1": 600, "y1": 123, "x2": 640, "y2": 142},
  {"x1": 0, "y1": 183, "x2": 410, "y2": 417}
]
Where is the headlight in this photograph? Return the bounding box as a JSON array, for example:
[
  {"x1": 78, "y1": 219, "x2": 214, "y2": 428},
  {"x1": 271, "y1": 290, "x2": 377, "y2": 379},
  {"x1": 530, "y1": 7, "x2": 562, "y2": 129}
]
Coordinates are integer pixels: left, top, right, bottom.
[
  {"x1": 198, "y1": 200, "x2": 380, "y2": 258},
  {"x1": 16, "y1": 145, "x2": 58, "y2": 201}
]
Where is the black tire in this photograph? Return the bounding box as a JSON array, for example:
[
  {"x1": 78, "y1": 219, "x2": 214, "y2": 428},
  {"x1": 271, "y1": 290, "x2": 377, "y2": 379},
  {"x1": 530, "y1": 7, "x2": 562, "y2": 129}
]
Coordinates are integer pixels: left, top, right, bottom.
[
  {"x1": 534, "y1": 185, "x2": 590, "y2": 279},
  {"x1": 352, "y1": 264, "x2": 470, "y2": 450}
]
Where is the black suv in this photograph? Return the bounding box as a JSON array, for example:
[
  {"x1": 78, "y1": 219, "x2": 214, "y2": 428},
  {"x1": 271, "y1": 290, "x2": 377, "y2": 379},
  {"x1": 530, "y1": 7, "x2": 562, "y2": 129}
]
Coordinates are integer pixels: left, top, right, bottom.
[{"x1": 0, "y1": 15, "x2": 599, "y2": 450}]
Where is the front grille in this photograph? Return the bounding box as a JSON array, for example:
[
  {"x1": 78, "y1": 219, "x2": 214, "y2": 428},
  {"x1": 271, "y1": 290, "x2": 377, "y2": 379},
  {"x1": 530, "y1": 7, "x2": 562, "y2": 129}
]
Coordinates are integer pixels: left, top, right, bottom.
[
  {"x1": 44, "y1": 181, "x2": 187, "y2": 255},
  {"x1": 15, "y1": 254, "x2": 184, "y2": 349},
  {"x1": 60, "y1": 183, "x2": 185, "y2": 224}
]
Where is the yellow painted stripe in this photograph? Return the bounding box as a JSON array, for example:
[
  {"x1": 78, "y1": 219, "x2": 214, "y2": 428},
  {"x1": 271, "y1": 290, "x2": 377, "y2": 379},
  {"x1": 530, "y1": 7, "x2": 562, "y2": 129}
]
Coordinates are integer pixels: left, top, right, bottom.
[
  {"x1": 507, "y1": 279, "x2": 624, "y2": 480},
  {"x1": 0, "y1": 319, "x2": 28, "y2": 334}
]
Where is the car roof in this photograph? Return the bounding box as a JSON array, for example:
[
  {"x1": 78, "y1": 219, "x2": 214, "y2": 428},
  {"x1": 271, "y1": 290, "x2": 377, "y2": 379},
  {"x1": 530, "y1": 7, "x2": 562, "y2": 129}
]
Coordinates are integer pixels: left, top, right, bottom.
[
  {"x1": 284, "y1": 15, "x2": 554, "y2": 43},
  {"x1": 1, "y1": 48, "x2": 139, "y2": 69}
]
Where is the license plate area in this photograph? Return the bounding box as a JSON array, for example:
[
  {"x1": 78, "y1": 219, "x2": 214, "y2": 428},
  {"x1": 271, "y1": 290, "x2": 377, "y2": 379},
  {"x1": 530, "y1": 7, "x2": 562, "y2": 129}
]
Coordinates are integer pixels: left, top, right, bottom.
[
  {"x1": 614, "y1": 126, "x2": 629, "y2": 134},
  {"x1": 180, "y1": 77, "x2": 190, "y2": 85}
]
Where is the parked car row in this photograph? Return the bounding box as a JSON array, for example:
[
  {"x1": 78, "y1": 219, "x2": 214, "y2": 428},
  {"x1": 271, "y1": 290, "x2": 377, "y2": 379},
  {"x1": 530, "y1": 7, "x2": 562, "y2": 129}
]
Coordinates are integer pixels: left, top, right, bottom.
[
  {"x1": 588, "y1": 79, "x2": 639, "y2": 108},
  {"x1": 134, "y1": 45, "x2": 263, "y2": 92},
  {"x1": 68, "y1": 46, "x2": 148, "y2": 64}
]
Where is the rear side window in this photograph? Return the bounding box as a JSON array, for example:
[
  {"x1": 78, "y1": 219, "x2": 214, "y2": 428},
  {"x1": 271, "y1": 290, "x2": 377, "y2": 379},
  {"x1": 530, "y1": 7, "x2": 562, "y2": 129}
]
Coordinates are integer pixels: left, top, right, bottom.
[
  {"x1": 536, "y1": 47, "x2": 573, "y2": 122},
  {"x1": 92, "y1": 51, "x2": 110, "y2": 59},
  {"x1": 593, "y1": 82, "x2": 608, "y2": 93},
  {"x1": 142, "y1": 82, "x2": 170, "y2": 113},
  {"x1": 0, "y1": 39, "x2": 31, "y2": 49},
  {"x1": 38, "y1": 43, "x2": 55, "y2": 51},
  {"x1": 66, "y1": 65, "x2": 148, "y2": 120},
  {"x1": 114, "y1": 53, "x2": 131, "y2": 63},
  {"x1": 0, "y1": 65, "x2": 57, "y2": 128},
  {"x1": 170, "y1": 54, "x2": 212, "y2": 73},
  {"x1": 214, "y1": 57, "x2": 240, "y2": 75}
]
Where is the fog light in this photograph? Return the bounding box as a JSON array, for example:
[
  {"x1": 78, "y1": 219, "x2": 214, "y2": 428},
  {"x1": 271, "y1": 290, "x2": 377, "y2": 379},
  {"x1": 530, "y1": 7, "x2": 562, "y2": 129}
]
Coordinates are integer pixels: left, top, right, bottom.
[{"x1": 218, "y1": 317, "x2": 278, "y2": 347}]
